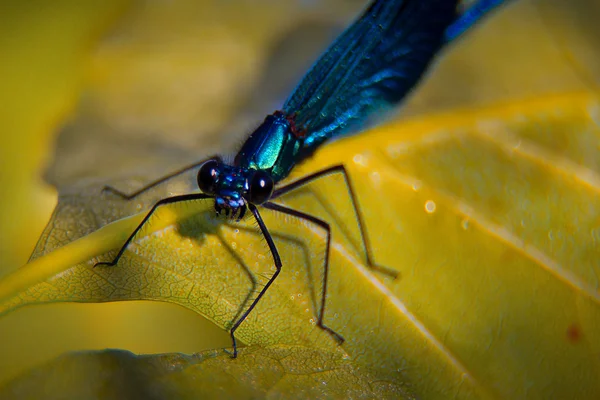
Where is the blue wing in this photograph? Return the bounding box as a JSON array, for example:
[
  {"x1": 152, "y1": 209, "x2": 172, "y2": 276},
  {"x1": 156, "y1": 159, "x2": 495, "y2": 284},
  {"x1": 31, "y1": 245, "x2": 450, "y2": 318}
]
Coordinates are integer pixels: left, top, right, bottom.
[
  {"x1": 283, "y1": 0, "x2": 510, "y2": 157},
  {"x1": 283, "y1": 0, "x2": 459, "y2": 154},
  {"x1": 445, "y1": 0, "x2": 512, "y2": 42}
]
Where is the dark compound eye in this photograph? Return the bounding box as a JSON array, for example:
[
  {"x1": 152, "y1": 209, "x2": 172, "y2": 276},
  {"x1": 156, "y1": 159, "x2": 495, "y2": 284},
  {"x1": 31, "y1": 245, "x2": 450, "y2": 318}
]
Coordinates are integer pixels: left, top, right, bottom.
[
  {"x1": 197, "y1": 160, "x2": 220, "y2": 195},
  {"x1": 247, "y1": 170, "x2": 273, "y2": 205}
]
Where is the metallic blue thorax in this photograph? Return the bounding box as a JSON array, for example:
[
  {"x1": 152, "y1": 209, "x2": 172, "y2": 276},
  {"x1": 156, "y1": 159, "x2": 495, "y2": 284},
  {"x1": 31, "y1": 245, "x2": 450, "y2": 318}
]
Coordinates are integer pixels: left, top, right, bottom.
[{"x1": 234, "y1": 112, "x2": 304, "y2": 183}]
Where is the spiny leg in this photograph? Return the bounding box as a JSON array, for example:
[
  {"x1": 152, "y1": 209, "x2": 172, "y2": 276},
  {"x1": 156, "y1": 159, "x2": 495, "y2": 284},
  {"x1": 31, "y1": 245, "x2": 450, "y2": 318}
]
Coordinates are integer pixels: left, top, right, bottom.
[
  {"x1": 103, "y1": 156, "x2": 222, "y2": 200},
  {"x1": 271, "y1": 164, "x2": 398, "y2": 278},
  {"x1": 263, "y1": 201, "x2": 344, "y2": 344},
  {"x1": 94, "y1": 193, "x2": 211, "y2": 268},
  {"x1": 228, "y1": 204, "x2": 281, "y2": 358}
]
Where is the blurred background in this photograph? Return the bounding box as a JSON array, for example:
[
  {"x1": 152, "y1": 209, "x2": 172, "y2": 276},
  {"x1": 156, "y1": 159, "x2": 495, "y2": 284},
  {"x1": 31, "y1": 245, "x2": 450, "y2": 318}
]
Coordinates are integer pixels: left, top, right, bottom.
[{"x1": 0, "y1": 0, "x2": 598, "y2": 386}]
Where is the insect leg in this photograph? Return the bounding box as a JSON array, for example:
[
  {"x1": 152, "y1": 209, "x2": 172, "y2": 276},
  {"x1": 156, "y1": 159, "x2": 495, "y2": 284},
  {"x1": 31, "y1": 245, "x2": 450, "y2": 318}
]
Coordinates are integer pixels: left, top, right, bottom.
[
  {"x1": 272, "y1": 164, "x2": 398, "y2": 279},
  {"x1": 94, "y1": 193, "x2": 211, "y2": 268},
  {"x1": 103, "y1": 155, "x2": 223, "y2": 200},
  {"x1": 228, "y1": 204, "x2": 281, "y2": 359},
  {"x1": 263, "y1": 201, "x2": 344, "y2": 344}
]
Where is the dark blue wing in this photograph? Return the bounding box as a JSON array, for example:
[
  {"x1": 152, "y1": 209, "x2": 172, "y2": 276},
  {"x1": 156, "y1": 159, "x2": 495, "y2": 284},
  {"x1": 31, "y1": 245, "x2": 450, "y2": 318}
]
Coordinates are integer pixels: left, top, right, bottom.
[
  {"x1": 282, "y1": 0, "x2": 459, "y2": 154},
  {"x1": 445, "y1": 0, "x2": 512, "y2": 42}
]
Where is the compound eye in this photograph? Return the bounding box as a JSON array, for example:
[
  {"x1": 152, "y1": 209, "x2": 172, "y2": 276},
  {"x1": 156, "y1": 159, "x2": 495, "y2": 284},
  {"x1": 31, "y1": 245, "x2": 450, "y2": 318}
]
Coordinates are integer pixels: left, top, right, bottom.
[
  {"x1": 197, "y1": 160, "x2": 220, "y2": 195},
  {"x1": 247, "y1": 170, "x2": 273, "y2": 205}
]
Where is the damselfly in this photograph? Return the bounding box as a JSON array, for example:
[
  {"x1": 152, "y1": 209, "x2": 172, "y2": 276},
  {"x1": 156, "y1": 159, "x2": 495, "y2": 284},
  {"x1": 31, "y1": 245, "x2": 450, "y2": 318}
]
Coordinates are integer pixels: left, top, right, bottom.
[{"x1": 97, "y1": 0, "x2": 510, "y2": 357}]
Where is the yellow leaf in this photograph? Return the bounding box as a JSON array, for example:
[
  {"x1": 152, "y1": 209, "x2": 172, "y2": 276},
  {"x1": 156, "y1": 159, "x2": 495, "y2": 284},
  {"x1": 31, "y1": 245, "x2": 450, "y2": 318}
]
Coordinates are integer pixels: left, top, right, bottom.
[
  {"x1": 2, "y1": 92, "x2": 600, "y2": 398},
  {"x1": 0, "y1": 346, "x2": 413, "y2": 400},
  {"x1": 3, "y1": 0, "x2": 600, "y2": 398}
]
